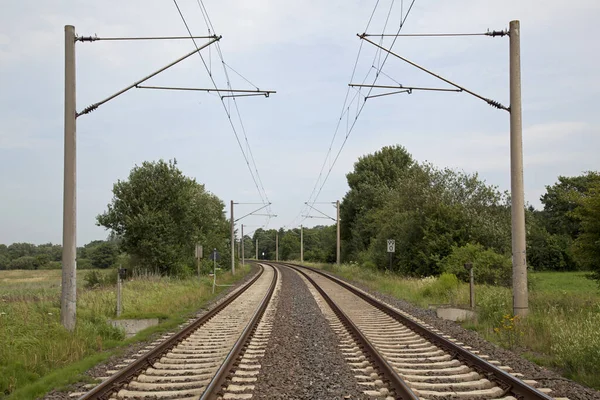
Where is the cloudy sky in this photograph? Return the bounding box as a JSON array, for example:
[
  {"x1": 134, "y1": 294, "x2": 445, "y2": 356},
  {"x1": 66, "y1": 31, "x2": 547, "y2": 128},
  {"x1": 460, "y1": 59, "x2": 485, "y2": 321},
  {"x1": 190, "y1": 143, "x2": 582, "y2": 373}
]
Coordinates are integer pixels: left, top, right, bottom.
[{"x1": 1, "y1": 0, "x2": 598, "y2": 245}]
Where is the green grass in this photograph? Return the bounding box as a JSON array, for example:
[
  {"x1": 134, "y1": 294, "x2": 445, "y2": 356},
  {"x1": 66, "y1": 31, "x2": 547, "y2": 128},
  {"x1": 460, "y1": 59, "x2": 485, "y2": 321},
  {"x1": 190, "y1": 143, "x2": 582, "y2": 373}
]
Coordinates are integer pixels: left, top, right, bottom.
[
  {"x1": 300, "y1": 261, "x2": 600, "y2": 390},
  {"x1": 0, "y1": 265, "x2": 251, "y2": 399}
]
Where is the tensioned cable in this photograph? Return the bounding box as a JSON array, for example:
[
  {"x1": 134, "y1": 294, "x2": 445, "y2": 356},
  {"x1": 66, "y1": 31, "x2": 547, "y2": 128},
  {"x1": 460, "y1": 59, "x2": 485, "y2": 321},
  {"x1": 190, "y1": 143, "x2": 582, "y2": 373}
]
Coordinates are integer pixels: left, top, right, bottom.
[
  {"x1": 299, "y1": 0, "x2": 417, "y2": 227},
  {"x1": 194, "y1": 0, "x2": 273, "y2": 227},
  {"x1": 301, "y1": 1, "x2": 400, "y2": 217},
  {"x1": 286, "y1": 1, "x2": 387, "y2": 229},
  {"x1": 172, "y1": 0, "x2": 270, "y2": 210}
]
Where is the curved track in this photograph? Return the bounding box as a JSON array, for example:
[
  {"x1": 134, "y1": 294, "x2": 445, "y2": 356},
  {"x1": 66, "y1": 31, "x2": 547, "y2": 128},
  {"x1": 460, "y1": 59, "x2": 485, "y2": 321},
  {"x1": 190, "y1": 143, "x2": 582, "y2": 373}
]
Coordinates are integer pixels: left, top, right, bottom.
[{"x1": 79, "y1": 264, "x2": 278, "y2": 400}]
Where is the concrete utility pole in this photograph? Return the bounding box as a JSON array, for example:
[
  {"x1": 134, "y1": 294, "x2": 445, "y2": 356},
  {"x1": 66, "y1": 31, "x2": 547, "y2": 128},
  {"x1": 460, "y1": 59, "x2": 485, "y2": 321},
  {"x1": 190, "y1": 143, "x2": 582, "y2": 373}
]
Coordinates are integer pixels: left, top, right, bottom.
[
  {"x1": 230, "y1": 200, "x2": 235, "y2": 275},
  {"x1": 276, "y1": 232, "x2": 279, "y2": 261},
  {"x1": 241, "y1": 224, "x2": 245, "y2": 266},
  {"x1": 300, "y1": 225, "x2": 304, "y2": 263},
  {"x1": 255, "y1": 238, "x2": 258, "y2": 260},
  {"x1": 62, "y1": 25, "x2": 77, "y2": 331},
  {"x1": 510, "y1": 20, "x2": 528, "y2": 317},
  {"x1": 336, "y1": 200, "x2": 341, "y2": 265}
]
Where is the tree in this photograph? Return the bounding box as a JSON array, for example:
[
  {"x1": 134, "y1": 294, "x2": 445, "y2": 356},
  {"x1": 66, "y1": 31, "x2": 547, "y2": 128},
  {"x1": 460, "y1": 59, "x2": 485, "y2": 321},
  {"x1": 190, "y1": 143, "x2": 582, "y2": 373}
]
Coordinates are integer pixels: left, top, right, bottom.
[
  {"x1": 572, "y1": 181, "x2": 600, "y2": 280},
  {"x1": 341, "y1": 145, "x2": 415, "y2": 260},
  {"x1": 88, "y1": 241, "x2": 119, "y2": 269},
  {"x1": 97, "y1": 159, "x2": 229, "y2": 275},
  {"x1": 541, "y1": 172, "x2": 600, "y2": 238}
]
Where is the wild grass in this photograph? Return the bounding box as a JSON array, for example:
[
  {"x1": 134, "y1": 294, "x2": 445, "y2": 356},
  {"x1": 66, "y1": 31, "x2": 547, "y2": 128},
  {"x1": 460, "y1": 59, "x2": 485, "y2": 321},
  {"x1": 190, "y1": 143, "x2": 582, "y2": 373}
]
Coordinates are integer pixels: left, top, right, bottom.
[
  {"x1": 0, "y1": 265, "x2": 250, "y2": 399},
  {"x1": 301, "y1": 261, "x2": 600, "y2": 390}
]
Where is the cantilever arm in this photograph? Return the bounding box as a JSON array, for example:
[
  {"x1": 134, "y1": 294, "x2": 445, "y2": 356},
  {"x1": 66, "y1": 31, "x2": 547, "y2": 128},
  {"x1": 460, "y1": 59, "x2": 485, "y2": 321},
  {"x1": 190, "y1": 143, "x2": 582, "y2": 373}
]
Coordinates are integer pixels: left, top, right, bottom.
[{"x1": 77, "y1": 36, "x2": 221, "y2": 117}]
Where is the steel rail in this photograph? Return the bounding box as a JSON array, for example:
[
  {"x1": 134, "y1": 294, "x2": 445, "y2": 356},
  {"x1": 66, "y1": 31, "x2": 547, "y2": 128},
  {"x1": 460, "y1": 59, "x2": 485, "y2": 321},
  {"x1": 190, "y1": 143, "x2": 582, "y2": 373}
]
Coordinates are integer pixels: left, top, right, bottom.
[
  {"x1": 283, "y1": 262, "x2": 554, "y2": 400},
  {"x1": 78, "y1": 264, "x2": 265, "y2": 400},
  {"x1": 200, "y1": 264, "x2": 279, "y2": 399},
  {"x1": 285, "y1": 264, "x2": 419, "y2": 400}
]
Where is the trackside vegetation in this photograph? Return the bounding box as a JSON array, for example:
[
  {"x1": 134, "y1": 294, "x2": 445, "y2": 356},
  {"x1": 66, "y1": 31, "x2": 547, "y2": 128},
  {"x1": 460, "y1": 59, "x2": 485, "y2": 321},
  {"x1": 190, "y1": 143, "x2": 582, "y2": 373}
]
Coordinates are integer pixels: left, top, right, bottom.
[
  {"x1": 1, "y1": 159, "x2": 244, "y2": 398},
  {"x1": 0, "y1": 266, "x2": 250, "y2": 399},
  {"x1": 304, "y1": 262, "x2": 600, "y2": 389}
]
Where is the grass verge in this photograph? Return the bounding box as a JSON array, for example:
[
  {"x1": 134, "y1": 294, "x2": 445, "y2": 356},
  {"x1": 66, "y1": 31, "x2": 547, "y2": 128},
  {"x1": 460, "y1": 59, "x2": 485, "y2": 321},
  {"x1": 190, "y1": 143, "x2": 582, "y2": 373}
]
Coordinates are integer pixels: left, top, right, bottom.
[
  {"x1": 299, "y1": 261, "x2": 600, "y2": 390},
  {"x1": 0, "y1": 265, "x2": 251, "y2": 399}
]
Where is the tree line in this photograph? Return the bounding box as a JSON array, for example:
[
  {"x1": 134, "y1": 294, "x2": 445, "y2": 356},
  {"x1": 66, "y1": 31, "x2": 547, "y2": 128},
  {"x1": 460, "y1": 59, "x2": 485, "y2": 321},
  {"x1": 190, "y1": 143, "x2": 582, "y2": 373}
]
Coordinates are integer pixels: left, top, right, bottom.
[
  {"x1": 0, "y1": 240, "x2": 118, "y2": 270},
  {"x1": 4, "y1": 152, "x2": 598, "y2": 285}
]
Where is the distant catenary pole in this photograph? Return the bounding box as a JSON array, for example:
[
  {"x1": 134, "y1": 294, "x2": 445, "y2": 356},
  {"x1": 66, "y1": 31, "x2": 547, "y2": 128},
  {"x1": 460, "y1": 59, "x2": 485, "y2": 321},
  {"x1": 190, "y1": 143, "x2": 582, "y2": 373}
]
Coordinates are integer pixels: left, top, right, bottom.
[
  {"x1": 230, "y1": 200, "x2": 235, "y2": 274},
  {"x1": 241, "y1": 224, "x2": 245, "y2": 267},
  {"x1": 300, "y1": 225, "x2": 304, "y2": 263},
  {"x1": 336, "y1": 200, "x2": 341, "y2": 265}
]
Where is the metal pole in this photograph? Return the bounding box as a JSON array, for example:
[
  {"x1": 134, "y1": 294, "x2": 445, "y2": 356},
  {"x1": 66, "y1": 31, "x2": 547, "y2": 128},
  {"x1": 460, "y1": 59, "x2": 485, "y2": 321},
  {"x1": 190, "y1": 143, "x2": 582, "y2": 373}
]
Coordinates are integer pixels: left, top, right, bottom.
[
  {"x1": 230, "y1": 200, "x2": 235, "y2": 275},
  {"x1": 212, "y1": 249, "x2": 216, "y2": 294},
  {"x1": 276, "y1": 232, "x2": 279, "y2": 261},
  {"x1": 241, "y1": 224, "x2": 245, "y2": 267},
  {"x1": 300, "y1": 225, "x2": 304, "y2": 263},
  {"x1": 336, "y1": 200, "x2": 341, "y2": 265},
  {"x1": 116, "y1": 271, "x2": 122, "y2": 317},
  {"x1": 61, "y1": 25, "x2": 77, "y2": 331},
  {"x1": 509, "y1": 20, "x2": 528, "y2": 317},
  {"x1": 470, "y1": 267, "x2": 475, "y2": 309}
]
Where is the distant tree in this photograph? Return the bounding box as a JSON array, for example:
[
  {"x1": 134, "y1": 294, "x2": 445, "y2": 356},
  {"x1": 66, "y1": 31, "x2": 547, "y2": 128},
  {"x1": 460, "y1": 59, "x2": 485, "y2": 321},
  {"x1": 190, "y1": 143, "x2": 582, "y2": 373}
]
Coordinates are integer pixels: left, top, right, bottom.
[
  {"x1": 0, "y1": 255, "x2": 9, "y2": 270},
  {"x1": 97, "y1": 159, "x2": 229, "y2": 275},
  {"x1": 541, "y1": 171, "x2": 600, "y2": 238},
  {"x1": 572, "y1": 181, "x2": 600, "y2": 280},
  {"x1": 10, "y1": 256, "x2": 38, "y2": 270},
  {"x1": 87, "y1": 241, "x2": 119, "y2": 269},
  {"x1": 7, "y1": 243, "x2": 37, "y2": 259},
  {"x1": 341, "y1": 145, "x2": 415, "y2": 260}
]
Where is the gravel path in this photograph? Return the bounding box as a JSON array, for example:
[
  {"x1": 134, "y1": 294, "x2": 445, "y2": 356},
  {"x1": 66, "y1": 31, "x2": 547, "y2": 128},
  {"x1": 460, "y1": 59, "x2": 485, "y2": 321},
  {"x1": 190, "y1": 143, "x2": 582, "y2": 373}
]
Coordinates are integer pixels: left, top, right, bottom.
[
  {"x1": 252, "y1": 266, "x2": 366, "y2": 400},
  {"x1": 317, "y1": 268, "x2": 600, "y2": 400}
]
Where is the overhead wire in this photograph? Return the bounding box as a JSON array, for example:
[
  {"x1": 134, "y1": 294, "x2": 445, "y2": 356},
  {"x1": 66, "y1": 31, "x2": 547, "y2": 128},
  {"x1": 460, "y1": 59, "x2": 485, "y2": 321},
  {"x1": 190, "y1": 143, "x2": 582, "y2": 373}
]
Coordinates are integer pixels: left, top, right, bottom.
[
  {"x1": 172, "y1": 0, "x2": 272, "y2": 226},
  {"x1": 286, "y1": 1, "x2": 387, "y2": 229},
  {"x1": 193, "y1": 0, "x2": 273, "y2": 227},
  {"x1": 296, "y1": 0, "x2": 417, "y2": 228}
]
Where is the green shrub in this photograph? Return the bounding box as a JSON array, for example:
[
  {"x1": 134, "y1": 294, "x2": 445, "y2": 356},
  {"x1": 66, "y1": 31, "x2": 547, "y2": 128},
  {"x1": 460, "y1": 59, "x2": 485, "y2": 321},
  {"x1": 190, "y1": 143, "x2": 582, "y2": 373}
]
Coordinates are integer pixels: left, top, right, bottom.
[
  {"x1": 440, "y1": 243, "x2": 512, "y2": 286},
  {"x1": 77, "y1": 258, "x2": 93, "y2": 270},
  {"x1": 84, "y1": 269, "x2": 117, "y2": 289},
  {"x1": 420, "y1": 273, "x2": 460, "y2": 303}
]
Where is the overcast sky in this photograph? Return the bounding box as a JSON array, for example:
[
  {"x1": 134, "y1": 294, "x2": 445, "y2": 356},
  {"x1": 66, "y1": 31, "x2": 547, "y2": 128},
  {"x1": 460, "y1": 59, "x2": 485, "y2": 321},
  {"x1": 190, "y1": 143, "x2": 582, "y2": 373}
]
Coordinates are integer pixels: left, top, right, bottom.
[{"x1": 1, "y1": 0, "x2": 598, "y2": 245}]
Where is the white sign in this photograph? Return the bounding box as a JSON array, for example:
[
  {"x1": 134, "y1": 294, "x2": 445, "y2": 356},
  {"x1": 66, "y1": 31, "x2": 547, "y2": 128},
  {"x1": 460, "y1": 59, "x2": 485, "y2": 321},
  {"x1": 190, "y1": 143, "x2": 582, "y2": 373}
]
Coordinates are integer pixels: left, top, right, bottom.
[
  {"x1": 387, "y1": 239, "x2": 395, "y2": 253},
  {"x1": 195, "y1": 244, "x2": 203, "y2": 259}
]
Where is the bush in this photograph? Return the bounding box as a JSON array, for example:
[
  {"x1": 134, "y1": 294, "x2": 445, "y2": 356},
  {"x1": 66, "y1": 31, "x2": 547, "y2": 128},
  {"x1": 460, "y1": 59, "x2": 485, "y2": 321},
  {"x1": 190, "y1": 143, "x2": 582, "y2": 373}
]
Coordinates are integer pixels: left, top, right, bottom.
[
  {"x1": 440, "y1": 243, "x2": 511, "y2": 286},
  {"x1": 84, "y1": 269, "x2": 118, "y2": 289},
  {"x1": 41, "y1": 261, "x2": 62, "y2": 270},
  {"x1": 78, "y1": 258, "x2": 93, "y2": 270},
  {"x1": 420, "y1": 273, "x2": 460, "y2": 303}
]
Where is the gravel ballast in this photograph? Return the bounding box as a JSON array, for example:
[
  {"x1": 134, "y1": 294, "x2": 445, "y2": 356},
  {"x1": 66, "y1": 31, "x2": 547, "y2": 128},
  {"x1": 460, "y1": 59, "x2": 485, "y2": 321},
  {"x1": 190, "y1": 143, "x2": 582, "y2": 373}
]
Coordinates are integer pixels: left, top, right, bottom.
[
  {"x1": 252, "y1": 265, "x2": 366, "y2": 399},
  {"x1": 312, "y1": 266, "x2": 600, "y2": 400}
]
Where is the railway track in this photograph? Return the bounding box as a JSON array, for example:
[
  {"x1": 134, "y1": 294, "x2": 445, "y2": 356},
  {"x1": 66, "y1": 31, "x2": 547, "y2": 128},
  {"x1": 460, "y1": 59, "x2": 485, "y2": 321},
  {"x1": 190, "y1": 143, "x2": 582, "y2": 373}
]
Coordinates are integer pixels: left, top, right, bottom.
[
  {"x1": 77, "y1": 263, "x2": 279, "y2": 400},
  {"x1": 282, "y1": 262, "x2": 560, "y2": 400}
]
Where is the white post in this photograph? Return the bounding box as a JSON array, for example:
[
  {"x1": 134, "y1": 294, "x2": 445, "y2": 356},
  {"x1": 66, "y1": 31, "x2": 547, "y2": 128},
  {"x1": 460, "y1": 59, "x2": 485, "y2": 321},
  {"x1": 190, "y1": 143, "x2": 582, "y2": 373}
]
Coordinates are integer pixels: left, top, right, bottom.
[
  {"x1": 61, "y1": 25, "x2": 77, "y2": 331},
  {"x1": 509, "y1": 20, "x2": 528, "y2": 317},
  {"x1": 276, "y1": 232, "x2": 279, "y2": 261},
  {"x1": 255, "y1": 238, "x2": 258, "y2": 260}
]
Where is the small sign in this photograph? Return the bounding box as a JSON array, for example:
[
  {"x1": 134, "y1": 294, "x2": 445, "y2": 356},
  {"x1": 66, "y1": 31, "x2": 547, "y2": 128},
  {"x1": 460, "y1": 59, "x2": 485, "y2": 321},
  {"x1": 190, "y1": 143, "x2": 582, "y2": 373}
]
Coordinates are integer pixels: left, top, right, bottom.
[
  {"x1": 195, "y1": 244, "x2": 203, "y2": 259},
  {"x1": 387, "y1": 239, "x2": 395, "y2": 253},
  {"x1": 209, "y1": 249, "x2": 220, "y2": 261}
]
